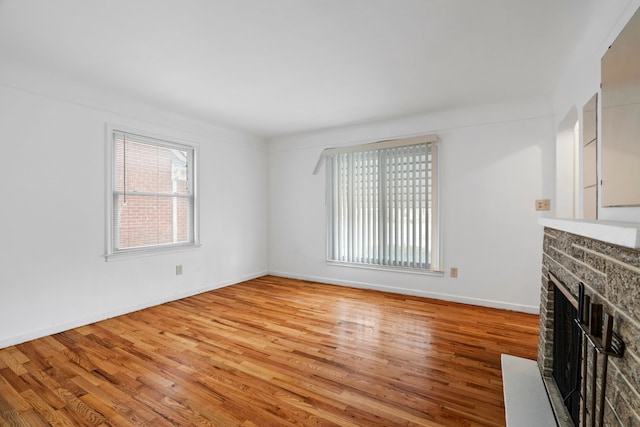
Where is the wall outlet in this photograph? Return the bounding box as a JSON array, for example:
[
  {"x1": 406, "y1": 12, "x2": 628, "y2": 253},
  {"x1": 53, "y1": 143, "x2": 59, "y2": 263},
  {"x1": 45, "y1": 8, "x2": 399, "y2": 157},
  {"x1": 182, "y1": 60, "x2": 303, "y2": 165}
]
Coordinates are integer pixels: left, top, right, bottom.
[
  {"x1": 450, "y1": 267, "x2": 458, "y2": 278},
  {"x1": 176, "y1": 265, "x2": 183, "y2": 275},
  {"x1": 536, "y1": 199, "x2": 551, "y2": 211}
]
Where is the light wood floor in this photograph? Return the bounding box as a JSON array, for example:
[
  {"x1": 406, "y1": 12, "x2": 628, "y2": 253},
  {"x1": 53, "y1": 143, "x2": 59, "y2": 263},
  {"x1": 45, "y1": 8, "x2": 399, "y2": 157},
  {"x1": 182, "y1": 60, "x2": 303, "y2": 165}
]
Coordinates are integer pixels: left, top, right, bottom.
[{"x1": 0, "y1": 276, "x2": 539, "y2": 426}]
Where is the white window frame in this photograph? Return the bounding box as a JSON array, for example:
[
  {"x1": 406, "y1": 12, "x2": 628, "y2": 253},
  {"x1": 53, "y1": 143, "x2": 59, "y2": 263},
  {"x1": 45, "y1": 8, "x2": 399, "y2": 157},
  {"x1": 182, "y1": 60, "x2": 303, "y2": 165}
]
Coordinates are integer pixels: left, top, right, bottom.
[
  {"x1": 104, "y1": 124, "x2": 200, "y2": 261},
  {"x1": 315, "y1": 134, "x2": 441, "y2": 275}
]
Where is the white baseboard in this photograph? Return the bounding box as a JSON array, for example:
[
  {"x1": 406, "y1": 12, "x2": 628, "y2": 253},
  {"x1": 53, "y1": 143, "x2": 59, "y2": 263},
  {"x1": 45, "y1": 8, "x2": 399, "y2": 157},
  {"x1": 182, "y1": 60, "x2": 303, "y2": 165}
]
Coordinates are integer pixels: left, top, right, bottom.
[
  {"x1": 268, "y1": 270, "x2": 540, "y2": 314},
  {"x1": 0, "y1": 270, "x2": 268, "y2": 349}
]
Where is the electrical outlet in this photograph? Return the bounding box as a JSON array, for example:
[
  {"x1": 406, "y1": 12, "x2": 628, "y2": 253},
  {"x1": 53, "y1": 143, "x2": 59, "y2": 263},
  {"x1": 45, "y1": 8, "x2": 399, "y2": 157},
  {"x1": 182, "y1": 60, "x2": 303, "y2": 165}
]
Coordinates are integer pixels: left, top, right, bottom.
[
  {"x1": 176, "y1": 265, "x2": 183, "y2": 275},
  {"x1": 450, "y1": 267, "x2": 458, "y2": 278},
  {"x1": 536, "y1": 199, "x2": 551, "y2": 211}
]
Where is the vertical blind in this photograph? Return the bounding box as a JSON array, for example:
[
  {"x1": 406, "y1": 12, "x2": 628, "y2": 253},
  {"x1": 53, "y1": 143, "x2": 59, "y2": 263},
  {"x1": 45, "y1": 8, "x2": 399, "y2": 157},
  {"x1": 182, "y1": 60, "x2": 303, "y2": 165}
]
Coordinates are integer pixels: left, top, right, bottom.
[{"x1": 324, "y1": 138, "x2": 436, "y2": 270}]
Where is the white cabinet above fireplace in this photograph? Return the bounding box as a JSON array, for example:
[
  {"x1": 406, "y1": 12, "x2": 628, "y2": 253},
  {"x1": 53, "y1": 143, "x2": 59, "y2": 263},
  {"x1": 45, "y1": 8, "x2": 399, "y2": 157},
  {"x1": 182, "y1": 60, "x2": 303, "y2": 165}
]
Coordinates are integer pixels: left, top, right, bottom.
[{"x1": 538, "y1": 218, "x2": 640, "y2": 249}]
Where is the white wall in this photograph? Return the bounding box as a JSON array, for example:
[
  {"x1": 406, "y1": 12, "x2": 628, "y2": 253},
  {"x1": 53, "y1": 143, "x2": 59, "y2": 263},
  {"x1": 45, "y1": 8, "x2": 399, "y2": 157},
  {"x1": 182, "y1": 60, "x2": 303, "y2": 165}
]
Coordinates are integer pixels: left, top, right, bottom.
[
  {"x1": 555, "y1": 107, "x2": 578, "y2": 219},
  {"x1": 268, "y1": 99, "x2": 556, "y2": 313},
  {"x1": 553, "y1": 0, "x2": 640, "y2": 222},
  {"x1": 0, "y1": 77, "x2": 268, "y2": 348}
]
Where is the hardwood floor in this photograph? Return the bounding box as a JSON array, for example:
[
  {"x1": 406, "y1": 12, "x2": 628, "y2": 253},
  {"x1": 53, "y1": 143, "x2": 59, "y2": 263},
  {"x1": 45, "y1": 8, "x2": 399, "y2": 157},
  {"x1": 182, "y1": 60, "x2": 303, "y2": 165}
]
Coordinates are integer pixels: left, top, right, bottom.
[{"x1": 0, "y1": 276, "x2": 539, "y2": 426}]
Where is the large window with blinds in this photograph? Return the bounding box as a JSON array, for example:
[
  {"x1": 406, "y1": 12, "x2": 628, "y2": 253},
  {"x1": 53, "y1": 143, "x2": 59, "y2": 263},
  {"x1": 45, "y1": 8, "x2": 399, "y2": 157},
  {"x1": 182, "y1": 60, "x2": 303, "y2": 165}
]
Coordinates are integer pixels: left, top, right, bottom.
[
  {"x1": 320, "y1": 135, "x2": 439, "y2": 272},
  {"x1": 105, "y1": 126, "x2": 199, "y2": 259}
]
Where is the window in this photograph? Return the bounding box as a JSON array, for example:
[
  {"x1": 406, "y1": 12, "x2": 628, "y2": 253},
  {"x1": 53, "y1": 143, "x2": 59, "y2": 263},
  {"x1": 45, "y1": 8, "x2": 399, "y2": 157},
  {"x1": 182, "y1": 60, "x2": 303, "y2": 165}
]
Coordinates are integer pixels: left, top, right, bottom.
[
  {"x1": 316, "y1": 135, "x2": 439, "y2": 272},
  {"x1": 105, "y1": 126, "x2": 199, "y2": 259}
]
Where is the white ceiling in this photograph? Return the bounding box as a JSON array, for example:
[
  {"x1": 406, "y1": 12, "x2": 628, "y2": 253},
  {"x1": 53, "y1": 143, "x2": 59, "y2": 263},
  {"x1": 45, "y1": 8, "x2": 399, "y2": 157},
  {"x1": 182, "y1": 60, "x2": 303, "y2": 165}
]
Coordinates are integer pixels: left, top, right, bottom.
[{"x1": 0, "y1": 0, "x2": 592, "y2": 137}]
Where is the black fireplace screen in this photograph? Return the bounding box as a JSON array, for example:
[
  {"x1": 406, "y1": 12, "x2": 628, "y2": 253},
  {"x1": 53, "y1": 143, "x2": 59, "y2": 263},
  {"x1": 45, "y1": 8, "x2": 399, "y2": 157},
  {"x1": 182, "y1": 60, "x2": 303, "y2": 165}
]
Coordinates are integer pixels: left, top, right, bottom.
[{"x1": 553, "y1": 283, "x2": 582, "y2": 425}]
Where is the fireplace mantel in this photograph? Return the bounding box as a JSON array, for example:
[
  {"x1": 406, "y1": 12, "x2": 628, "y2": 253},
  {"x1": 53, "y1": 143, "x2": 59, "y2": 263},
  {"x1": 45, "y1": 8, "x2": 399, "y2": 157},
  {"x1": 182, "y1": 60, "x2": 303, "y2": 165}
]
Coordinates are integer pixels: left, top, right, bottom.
[{"x1": 538, "y1": 218, "x2": 640, "y2": 249}]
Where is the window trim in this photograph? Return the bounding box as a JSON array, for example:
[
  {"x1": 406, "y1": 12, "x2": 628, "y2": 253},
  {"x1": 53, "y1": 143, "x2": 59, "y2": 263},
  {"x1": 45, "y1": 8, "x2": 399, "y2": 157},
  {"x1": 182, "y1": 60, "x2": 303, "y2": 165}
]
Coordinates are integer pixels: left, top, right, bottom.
[
  {"x1": 317, "y1": 134, "x2": 441, "y2": 273},
  {"x1": 104, "y1": 124, "x2": 200, "y2": 261}
]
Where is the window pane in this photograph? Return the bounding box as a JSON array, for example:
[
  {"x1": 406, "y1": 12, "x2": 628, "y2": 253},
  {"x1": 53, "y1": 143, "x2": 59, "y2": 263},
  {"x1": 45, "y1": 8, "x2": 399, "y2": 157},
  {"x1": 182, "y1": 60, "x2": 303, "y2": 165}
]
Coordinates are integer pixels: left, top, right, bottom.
[
  {"x1": 114, "y1": 195, "x2": 190, "y2": 250},
  {"x1": 115, "y1": 137, "x2": 189, "y2": 196},
  {"x1": 108, "y1": 129, "x2": 196, "y2": 256}
]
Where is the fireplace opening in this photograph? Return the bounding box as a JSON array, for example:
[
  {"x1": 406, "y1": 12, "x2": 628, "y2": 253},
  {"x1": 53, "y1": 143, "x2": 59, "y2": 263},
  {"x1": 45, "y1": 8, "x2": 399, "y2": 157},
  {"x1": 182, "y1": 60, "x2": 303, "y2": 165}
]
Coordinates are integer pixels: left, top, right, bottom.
[{"x1": 553, "y1": 282, "x2": 582, "y2": 426}]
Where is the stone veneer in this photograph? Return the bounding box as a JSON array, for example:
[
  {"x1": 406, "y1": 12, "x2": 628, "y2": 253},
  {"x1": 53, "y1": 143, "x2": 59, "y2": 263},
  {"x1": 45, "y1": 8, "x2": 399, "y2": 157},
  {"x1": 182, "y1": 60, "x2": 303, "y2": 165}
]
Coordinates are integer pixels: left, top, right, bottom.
[{"x1": 539, "y1": 227, "x2": 640, "y2": 426}]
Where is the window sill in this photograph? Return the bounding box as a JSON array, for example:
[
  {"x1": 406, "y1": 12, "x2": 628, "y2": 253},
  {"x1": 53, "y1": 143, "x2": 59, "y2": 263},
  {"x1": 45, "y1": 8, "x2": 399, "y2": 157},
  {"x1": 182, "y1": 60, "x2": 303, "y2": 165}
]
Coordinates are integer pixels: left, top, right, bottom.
[
  {"x1": 326, "y1": 260, "x2": 445, "y2": 277},
  {"x1": 104, "y1": 243, "x2": 201, "y2": 262}
]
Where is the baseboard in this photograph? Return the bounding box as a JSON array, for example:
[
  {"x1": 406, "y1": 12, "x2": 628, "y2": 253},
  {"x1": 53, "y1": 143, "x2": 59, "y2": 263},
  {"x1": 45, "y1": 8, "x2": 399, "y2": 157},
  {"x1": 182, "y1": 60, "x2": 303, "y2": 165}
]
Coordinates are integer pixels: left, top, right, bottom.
[
  {"x1": 268, "y1": 270, "x2": 540, "y2": 314},
  {"x1": 0, "y1": 270, "x2": 268, "y2": 349}
]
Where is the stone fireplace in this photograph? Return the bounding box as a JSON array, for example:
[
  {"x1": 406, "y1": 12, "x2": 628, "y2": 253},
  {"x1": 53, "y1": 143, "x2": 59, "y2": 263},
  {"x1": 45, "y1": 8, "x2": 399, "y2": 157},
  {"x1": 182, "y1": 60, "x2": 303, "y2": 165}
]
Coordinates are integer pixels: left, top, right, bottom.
[{"x1": 538, "y1": 220, "x2": 640, "y2": 426}]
